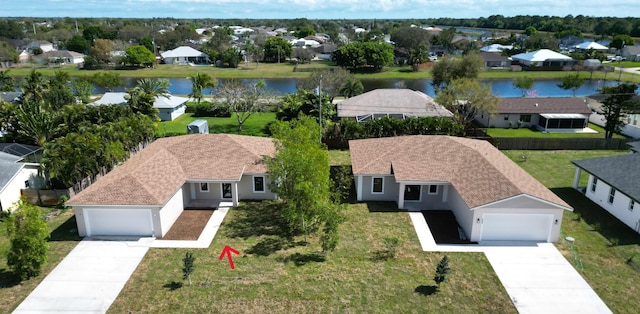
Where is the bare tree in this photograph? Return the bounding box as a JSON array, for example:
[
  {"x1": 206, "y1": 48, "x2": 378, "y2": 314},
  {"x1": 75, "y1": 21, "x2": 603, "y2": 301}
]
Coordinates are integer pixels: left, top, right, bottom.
[{"x1": 216, "y1": 79, "x2": 274, "y2": 133}]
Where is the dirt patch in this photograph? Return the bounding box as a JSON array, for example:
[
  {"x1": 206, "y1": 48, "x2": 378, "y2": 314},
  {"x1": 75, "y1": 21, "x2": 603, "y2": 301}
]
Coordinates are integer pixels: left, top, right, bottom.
[{"x1": 162, "y1": 209, "x2": 215, "y2": 240}]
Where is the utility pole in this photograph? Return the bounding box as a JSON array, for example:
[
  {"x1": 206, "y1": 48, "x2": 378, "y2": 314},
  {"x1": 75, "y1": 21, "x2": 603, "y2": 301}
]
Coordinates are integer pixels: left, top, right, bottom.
[{"x1": 618, "y1": 40, "x2": 625, "y2": 84}]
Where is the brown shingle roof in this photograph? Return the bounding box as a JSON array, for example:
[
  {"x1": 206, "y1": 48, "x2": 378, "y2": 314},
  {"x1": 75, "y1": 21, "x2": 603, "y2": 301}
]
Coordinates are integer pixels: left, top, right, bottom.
[
  {"x1": 497, "y1": 97, "x2": 591, "y2": 114},
  {"x1": 66, "y1": 134, "x2": 275, "y2": 206},
  {"x1": 349, "y1": 135, "x2": 570, "y2": 209},
  {"x1": 337, "y1": 89, "x2": 453, "y2": 118}
]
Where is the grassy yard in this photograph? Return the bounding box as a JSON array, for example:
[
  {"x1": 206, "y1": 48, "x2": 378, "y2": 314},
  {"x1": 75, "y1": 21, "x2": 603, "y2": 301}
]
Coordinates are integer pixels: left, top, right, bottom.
[
  {"x1": 155, "y1": 112, "x2": 276, "y2": 137},
  {"x1": 0, "y1": 209, "x2": 81, "y2": 313},
  {"x1": 503, "y1": 150, "x2": 640, "y2": 313},
  {"x1": 108, "y1": 201, "x2": 515, "y2": 313},
  {"x1": 486, "y1": 123, "x2": 627, "y2": 139}
]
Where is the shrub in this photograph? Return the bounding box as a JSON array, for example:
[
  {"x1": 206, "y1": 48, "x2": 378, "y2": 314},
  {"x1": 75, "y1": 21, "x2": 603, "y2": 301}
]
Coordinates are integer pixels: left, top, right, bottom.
[
  {"x1": 384, "y1": 237, "x2": 399, "y2": 258},
  {"x1": 434, "y1": 255, "x2": 451, "y2": 288},
  {"x1": 6, "y1": 200, "x2": 50, "y2": 281}
]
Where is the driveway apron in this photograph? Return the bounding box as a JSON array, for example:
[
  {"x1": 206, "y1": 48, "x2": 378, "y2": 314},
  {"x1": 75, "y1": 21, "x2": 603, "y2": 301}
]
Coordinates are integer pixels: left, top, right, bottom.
[{"x1": 13, "y1": 239, "x2": 149, "y2": 314}]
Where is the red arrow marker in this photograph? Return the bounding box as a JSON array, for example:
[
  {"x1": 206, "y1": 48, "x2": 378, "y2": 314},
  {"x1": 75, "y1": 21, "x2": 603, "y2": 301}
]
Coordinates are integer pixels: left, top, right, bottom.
[{"x1": 219, "y1": 245, "x2": 240, "y2": 269}]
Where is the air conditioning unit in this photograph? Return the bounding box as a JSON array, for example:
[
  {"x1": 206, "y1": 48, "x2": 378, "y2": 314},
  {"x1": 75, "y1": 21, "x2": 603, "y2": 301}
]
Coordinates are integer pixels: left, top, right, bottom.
[{"x1": 187, "y1": 120, "x2": 209, "y2": 134}]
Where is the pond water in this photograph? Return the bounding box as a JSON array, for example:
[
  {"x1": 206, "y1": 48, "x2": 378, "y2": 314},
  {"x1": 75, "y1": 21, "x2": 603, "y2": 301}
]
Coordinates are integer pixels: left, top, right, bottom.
[{"x1": 93, "y1": 77, "x2": 620, "y2": 98}]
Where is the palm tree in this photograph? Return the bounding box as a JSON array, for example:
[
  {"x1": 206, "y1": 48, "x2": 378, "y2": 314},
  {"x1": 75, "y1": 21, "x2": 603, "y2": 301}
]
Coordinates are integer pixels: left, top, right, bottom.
[
  {"x1": 20, "y1": 70, "x2": 49, "y2": 104},
  {"x1": 14, "y1": 100, "x2": 58, "y2": 146},
  {"x1": 340, "y1": 79, "x2": 364, "y2": 98},
  {"x1": 134, "y1": 78, "x2": 170, "y2": 99},
  {"x1": 0, "y1": 70, "x2": 16, "y2": 92},
  {"x1": 189, "y1": 72, "x2": 217, "y2": 105}
]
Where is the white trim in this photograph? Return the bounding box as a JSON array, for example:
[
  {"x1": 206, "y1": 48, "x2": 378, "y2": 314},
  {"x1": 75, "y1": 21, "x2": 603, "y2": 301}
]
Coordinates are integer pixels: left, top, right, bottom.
[
  {"x1": 357, "y1": 176, "x2": 363, "y2": 201},
  {"x1": 428, "y1": 185, "x2": 438, "y2": 195},
  {"x1": 473, "y1": 193, "x2": 572, "y2": 211},
  {"x1": 252, "y1": 175, "x2": 266, "y2": 193},
  {"x1": 199, "y1": 182, "x2": 209, "y2": 192},
  {"x1": 371, "y1": 177, "x2": 385, "y2": 194}
]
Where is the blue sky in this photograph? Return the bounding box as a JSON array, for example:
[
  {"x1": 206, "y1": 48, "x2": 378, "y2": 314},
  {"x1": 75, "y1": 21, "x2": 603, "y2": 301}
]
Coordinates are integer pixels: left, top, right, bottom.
[{"x1": 3, "y1": 0, "x2": 640, "y2": 19}]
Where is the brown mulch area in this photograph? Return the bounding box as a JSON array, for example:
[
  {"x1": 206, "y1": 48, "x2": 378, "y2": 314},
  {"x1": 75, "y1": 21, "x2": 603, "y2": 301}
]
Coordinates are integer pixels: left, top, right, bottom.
[
  {"x1": 422, "y1": 210, "x2": 476, "y2": 244},
  {"x1": 162, "y1": 209, "x2": 215, "y2": 240}
]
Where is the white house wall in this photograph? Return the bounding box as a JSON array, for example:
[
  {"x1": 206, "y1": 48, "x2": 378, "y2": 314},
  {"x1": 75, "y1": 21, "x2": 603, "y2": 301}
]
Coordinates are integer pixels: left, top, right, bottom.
[
  {"x1": 447, "y1": 187, "x2": 474, "y2": 240},
  {"x1": 0, "y1": 166, "x2": 38, "y2": 212},
  {"x1": 159, "y1": 188, "x2": 185, "y2": 237},
  {"x1": 471, "y1": 204, "x2": 564, "y2": 242},
  {"x1": 157, "y1": 104, "x2": 186, "y2": 121},
  {"x1": 585, "y1": 174, "x2": 640, "y2": 233},
  {"x1": 476, "y1": 113, "x2": 540, "y2": 129}
]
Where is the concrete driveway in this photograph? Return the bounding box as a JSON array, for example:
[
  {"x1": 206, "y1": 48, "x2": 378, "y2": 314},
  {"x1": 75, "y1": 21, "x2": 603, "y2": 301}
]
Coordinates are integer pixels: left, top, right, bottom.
[
  {"x1": 484, "y1": 244, "x2": 611, "y2": 314},
  {"x1": 13, "y1": 239, "x2": 150, "y2": 314}
]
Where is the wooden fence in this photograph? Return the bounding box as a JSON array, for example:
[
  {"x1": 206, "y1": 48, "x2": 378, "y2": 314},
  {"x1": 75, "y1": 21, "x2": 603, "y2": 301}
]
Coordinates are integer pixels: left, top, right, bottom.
[{"x1": 487, "y1": 137, "x2": 633, "y2": 150}]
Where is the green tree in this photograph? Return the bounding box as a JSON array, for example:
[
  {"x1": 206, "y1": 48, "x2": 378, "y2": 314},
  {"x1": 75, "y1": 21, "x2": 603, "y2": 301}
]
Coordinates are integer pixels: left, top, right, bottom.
[
  {"x1": 431, "y1": 54, "x2": 483, "y2": 91},
  {"x1": 89, "y1": 39, "x2": 115, "y2": 65},
  {"x1": 124, "y1": 45, "x2": 155, "y2": 67},
  {"x1": 0, "y1": 41, "x2": 19, "y2": 64},
  {"x1": 408, "y1": 46, "x2": 429, "y2": 72},
  {"x1": 276, "y1": 89, "x2": 333, "y2": 125},
  {"x1": 433, "y1": 256, "x2": 451, "y2": 288},
  {"x1": 0, "y1": 70, "x2": 16, "y2": 92},
  {"x1": 524, "y1": 33, "x2": 559, "y2": 51},
  {"x1": 332, "y1": 41, "x2": 394, "y2": 70},
  {"x1": 513, "y1": 76, "x2": 535, "y2": 97},
  {"x1": 435, "y1": 78, "x2": 499, "y2": 128},
  {"x1": 90, "y1": 72, "x2": 124, "y2": 92},
  {"x1": 611, "y1": 34, "x2": 635, "y2": 50},
  {"x1": 295, "y1": 26, "x2": 316, "y2": 38},
  {"x1": 14, "y1": 100, "x2": 58, "y2": 146},
  {"x1": 65, "y1": 35, "x2": 90, "y2": 53},
  {"x1": 267, "y1": 116, "x2": 343, "y2": 250},
  {"x1": 524, "y1": 26, "x2": 538, "y2": 36},
  {"x1": 189, "y1": 72, "x2": 217, "y2": 105},
  {"x1": 598, "y1": 83, "x2": 639, "y2": 138},
  {"x1": 20, "y1": 70, "x2": 49, "y2": 104},
  {"x1": 71, "y1": 78, "x2": 93, "y2": 104},
  {"x1": 390, "y1": 26, "x2": 432, "y2": 51},
  {"x1": 46, "y1": 71, "x2": 75, "y2": 110},
  {"x1": 127, "y1": 78, "x2": 169, "y2": 120},
  {"x1": 217, "y1": 79, "x2": 273, "y2": 133},
  {"x1": 220, "y1": 47, "x2": 242, "y2": 68},
  {"x1": 6, "y1": 199, "x2": 50, "y2": 281},
  {"x1": 263, "y1": 36, "x2": 293, "y2": 63},
  {"x1": 297, "y1": 68, "x2": 356, "y2": 102},
  {"x1": 557, "y1": 73, "x2": 585, "y2": 97},
  {"x1": 182, "y1": 252, "x2": 195, "y2": 286}
]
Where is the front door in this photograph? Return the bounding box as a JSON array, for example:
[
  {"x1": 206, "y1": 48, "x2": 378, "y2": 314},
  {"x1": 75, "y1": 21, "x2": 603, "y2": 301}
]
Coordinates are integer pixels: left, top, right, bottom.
[
  {"x1": 222, "y1": 183, "x2": 232, "y2": 199},
  {"x1": 404, "y1": 185, "x2": 421, "y2": 201}
]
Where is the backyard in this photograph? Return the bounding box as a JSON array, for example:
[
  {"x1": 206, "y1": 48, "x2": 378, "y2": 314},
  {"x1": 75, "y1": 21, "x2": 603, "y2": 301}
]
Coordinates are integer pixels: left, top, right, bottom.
[
  {"x1": 486, "y1": 123, "x2": 626, "y2": 139},
  {"x1": 155, "y1": 112, "x2": 276, "y2": 137}
]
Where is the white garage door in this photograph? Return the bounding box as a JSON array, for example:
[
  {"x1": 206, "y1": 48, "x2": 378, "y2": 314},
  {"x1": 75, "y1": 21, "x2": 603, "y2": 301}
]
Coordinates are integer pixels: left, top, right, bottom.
[
  {"x1": 84, "y1": 208, "x2": 154, "y2": 237},
  {"x1": 480, "y1": 213, "x2": 553, "y2": 242}
]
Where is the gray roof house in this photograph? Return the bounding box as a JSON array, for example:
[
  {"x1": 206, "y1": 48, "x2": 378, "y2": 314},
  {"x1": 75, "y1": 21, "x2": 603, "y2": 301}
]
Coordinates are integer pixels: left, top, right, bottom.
[
  {"x1": 350, "y1": 135, "x2": 571, "y2": 242},
  {"x1": 66, "y1": 134, "x2": 277, "y2": 238},
  {"x1": 475, "y1": 97, "x2": 593, "y2": 132},
  {"x1": 478, "y1": 51, "x2": 511, "y2": 68},
  {"x1": 573, "y1": 154, "x2": 640, "y2": 234},
  {"x1": 90, "y1": 92, "x2": 188, "y2": 121},
  {"x1": 337, "y1": 89, "x2": 453, "y2": 122},
  {"x1": 621, "y1": 46, "x2": 640, "y2": 62}
]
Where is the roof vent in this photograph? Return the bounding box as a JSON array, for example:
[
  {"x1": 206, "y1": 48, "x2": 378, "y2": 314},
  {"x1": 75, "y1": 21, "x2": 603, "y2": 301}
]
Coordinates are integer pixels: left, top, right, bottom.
[{"x1": 535, "y1": 103, "x2": 539, "y2": 107}]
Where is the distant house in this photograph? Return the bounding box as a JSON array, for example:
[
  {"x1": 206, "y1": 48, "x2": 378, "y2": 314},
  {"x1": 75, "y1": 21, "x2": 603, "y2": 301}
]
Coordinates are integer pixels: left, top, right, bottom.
[
  {"x1": 574, "y1": 41, "x2": 608, "y2": 52},
  {"x1": 572, "y1": 153, "x2": 640, "y2": 234},
  {"x1": 0, "y1": 143, "x2": 42, "y2": 163},
  {"x1": 27, "y1": 40, "x2": 54, "y2": 53},
  {"x1": 0, "y1": 143, "x2": 42, "y2": 212},
  {"x1": 337, "y1": 89, "x2": 453, "y2": 122},
  {"x1": 35, "y1": 50, "x2": 84, "y2": 65},
  {"x1": 90, "y1": 92, "x2": 188, "y2": 121},
  {"x1": 316, "y1": 44, "x2": 337, "y2": 60},
  {"x1": 478, "y1": 51, "x2": 511, "y2": 68},
  {"x1": 18, "y1": 50, "x2": 30, "y2": 63},
  {"x1": 480, "y1": 44, "x2": 513, "y2": 53},
  {"x1": 0, "y1": 92, "x2": 21, "y2": 103},
  {"x1": 160, "y1": 46, "x2": 209, "y2": 64},
  {"x1": 475, "y1": 97, "x2": 592, "y2": 132},
  {"x1": 586, "y1": 93, "x2": 640, "y2": 138},
  {"x1": 621, "y1": 46, "x2": 640, "y2": 62},
  {"x1": 510, "y1": 49, "x2": 575, "y2": 70},
  {"x1": 66, "y1": 134, "x2": 277, "y2": 238},
  {"x1": 559, "y1": 36, "x2": 585, "y2": 50},
  {"x1": 350, "y1": 135, "x2": 571, "y2": 242}
]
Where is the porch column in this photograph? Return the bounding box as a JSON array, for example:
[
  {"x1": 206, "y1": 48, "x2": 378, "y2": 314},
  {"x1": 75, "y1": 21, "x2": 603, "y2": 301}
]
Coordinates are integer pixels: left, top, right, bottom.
[
  {"x1": 356, "y1": 176, "x2": 363, "y2": 201},
  {"x1": 573, "y1": 167, "x2": 582, "y2": 189},
  {"x1": 398, "y1": 182, "x2": 405, "y2": 209},
  {"x1": 190, "y1": 183, "x2": 196, "y2": 200},
  {"x1": 442, "y1": 185, "x2": 449, "y2": 203},
  {"x1": 232, "y1": 182, "x2": 239, "y2": 207}
]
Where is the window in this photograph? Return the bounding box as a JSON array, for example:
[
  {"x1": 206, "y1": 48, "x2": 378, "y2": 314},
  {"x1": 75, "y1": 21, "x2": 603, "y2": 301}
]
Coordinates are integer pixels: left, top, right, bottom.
[
  {"x1": 504, "y1": 115, "x2": 509, "y2": 121},
  {"x1": 222, "y1": 183, "x2": 232, "y2": 199},
  {"x1": 200, "y1": 182, "x2": 209, "y2": 192},
  {"x1": 253, "y1": 176, "x2": 265, "y2": 193},
  {"x1": 428, "y1": 185, "x2": 438, "y2": 195},
  {"x1": 519, "y1": 114, "x2": 532, "y2": 123},
  {"x1": 372, "y1": 177, "x2": 384, "y2": 194},
  {"x1": 630, "y1": 200, "x2": 635, "y2": 212},
  {"x1": 608, "y1": 187, "x2": 616, "y2": 204},
  {"x1": 591, "y1": 178, "x2": 597, "y2": 193}
]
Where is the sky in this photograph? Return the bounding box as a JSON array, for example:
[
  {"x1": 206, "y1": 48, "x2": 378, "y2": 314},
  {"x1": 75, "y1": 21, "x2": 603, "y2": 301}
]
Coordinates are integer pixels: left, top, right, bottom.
[{"x1": 3, "y1": 0, "x2": 640, "y2": 19}]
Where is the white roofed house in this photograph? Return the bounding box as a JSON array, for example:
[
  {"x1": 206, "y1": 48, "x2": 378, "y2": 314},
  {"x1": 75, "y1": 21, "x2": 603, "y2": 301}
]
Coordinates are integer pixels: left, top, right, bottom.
[
  {"x1": 511, "y1": 49, "x2": 576, "y2": 70},
  {"x1": 90, "y1": 92, "x2": 188, "y2": 121},
  {"x1": 160, "y1": 46, "x2": 209, "y2": 64},
  {"x1": 337, "y1": 89, "x2": 453, "y2": 122},
  {"x1": 573, "y1": 41, "x2": 609, "y2": 52},
  {"x1": 35, "y1": 50, "x2": 85, "y2": 65}
]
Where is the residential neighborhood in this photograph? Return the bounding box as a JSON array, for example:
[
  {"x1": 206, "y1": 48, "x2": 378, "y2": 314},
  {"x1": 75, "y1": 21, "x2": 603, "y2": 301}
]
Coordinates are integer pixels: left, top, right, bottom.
[{"x1": 1, "y1": 13, "x2": 640, "y2": 314}]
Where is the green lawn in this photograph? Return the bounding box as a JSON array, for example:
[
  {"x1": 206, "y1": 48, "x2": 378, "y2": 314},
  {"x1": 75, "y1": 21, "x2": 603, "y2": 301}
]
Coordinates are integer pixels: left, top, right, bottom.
[
  {"x1": 0, "y1": 209, "x2": 81, "y2": 313},
  {"x1": 108, "y1": 201, "x2": 515, "y2": 313},
  {"x1": 503, "y1": 150, "x2": 640, "y2": 313},
  {"x1": 155, "y1": 112, "x2": 276, "y2": 137},
  {"x1": 487, "y1": 123, "x2": 627, "y2": 139}
]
